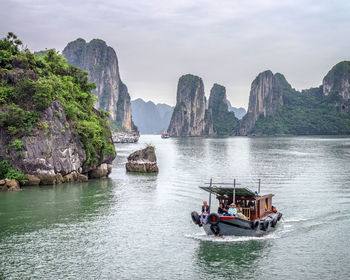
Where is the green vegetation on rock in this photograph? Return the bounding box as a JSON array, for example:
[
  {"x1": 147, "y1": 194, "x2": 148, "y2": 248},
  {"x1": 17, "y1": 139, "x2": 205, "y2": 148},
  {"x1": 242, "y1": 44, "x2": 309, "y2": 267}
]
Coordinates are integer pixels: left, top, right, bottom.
[
  {"x1": 0, "y1": 160, "x2": 27, "y2": 183},
  {"x1": 209, "y1": 84, "x2": 239, "y2": 136},
  {"x1": 0, "y1": 32, "x2": 115, "y2": 169},
  {"x1": 252, "y1": 87, "x2": 350, "y2": 135}
]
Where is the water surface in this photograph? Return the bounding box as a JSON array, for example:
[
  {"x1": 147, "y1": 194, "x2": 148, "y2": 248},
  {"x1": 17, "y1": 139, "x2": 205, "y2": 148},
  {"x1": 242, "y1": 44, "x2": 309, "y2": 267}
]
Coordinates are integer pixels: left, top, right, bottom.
[{"x1": 0, "y1": 136, "x2": 349, "y2": 279}]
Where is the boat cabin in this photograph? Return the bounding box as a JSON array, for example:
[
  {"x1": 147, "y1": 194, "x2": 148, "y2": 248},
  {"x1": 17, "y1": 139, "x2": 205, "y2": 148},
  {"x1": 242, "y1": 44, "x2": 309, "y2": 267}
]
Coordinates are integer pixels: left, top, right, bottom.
[{"x1": 199, "y1": 185, "x2": 274, "y2": 220}]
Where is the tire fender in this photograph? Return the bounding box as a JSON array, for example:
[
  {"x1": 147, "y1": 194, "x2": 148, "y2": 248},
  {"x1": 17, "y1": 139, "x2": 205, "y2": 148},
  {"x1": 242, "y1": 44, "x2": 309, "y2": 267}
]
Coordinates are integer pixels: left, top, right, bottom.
[
  {"x1": 191, "y1": 211, "x2": 200, "y2": 225},
  {"x1": 208, "y1": 213, "x2": 220, "y2": 225},
  {"x1": 251, "y1": 220, "x2": 259, "y2": 230}
]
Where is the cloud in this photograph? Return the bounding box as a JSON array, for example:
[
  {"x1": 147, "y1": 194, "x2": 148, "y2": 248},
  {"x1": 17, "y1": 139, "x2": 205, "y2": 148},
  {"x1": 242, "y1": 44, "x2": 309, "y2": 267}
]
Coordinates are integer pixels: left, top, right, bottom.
[{"x1": 1, "y1": 0, "x2": 350, "y2": 107}]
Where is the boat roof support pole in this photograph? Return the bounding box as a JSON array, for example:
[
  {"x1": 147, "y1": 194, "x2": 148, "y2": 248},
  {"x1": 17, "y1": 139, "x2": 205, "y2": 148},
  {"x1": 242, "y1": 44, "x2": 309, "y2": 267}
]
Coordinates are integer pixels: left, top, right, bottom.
[
  {"x1": 209, "y1": 178, "x2": 212, "y2": 213},
  {"x1": 258, "y1": 179, "x2": 261, "y2": 194},
  {"x1": 233, "y1": 179, "x2": 236, "y2": 205}
]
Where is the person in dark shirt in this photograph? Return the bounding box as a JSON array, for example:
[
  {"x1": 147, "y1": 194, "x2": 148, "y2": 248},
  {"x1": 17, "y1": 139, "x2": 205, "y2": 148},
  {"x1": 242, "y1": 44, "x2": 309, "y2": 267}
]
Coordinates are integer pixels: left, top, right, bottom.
[
  {"x1": 218, "y1": 203, "x2": 227, "y2": 215},
  {"x1": 200, "y1": 201, "x2": 210, "y2": 224}
]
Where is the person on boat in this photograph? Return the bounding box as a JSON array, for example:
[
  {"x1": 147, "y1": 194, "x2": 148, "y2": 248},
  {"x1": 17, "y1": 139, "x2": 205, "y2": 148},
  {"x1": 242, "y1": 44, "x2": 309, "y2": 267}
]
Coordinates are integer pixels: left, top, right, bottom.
[
  {"x1": 227, "y1": 203, "x2": 237, "y2": 216},
  {"x1": 218, "y1": 203, "x2": 227, "y2": 215},
  {"x1": 200, "y1": 201, "x2": 210, "y2": 224},
  {"x1": 247, "y1": 200, "x2": 255, "y2": 208},
  {"x1": 237, "y1": 204, "x2": 242, "y2": 213}
]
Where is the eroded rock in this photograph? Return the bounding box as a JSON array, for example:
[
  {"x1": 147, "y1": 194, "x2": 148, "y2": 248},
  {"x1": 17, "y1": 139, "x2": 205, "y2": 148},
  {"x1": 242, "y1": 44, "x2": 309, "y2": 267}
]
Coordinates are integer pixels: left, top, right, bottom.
[
  {"x1": 24, "y1": 175, "x2": 41, "y2": 186},
  {"x1": 126, "y1": 146, "x2": 159, "y2": 173},
  {"x1": 2, "y1": 179, "x2": 21, "y2": 191},
  {"x1": 0, "y1": 101, "x2": 116, "y2": 186},
  {"x1": 89, "y1": 163, "x2": 112, "y2": 179}
]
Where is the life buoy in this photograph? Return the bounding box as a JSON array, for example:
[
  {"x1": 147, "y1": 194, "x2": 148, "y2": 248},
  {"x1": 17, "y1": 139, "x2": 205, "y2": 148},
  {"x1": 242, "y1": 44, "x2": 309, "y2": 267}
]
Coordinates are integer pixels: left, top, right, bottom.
[
  {"x1": 210, "y1": 224, "x2": 220, "y2": 235},
  {"x1": 250, "y1": 220, "x2": 259, "y2": 230},
  {"x1": 277, "y1": 212, "x2": 283, "y2": 221},
  {"x1": 191, "y1": 211, "x2": 200, "y2": 225},
  {"x1": 208, "y1": 213, "x2": 220, "y2": 225}
]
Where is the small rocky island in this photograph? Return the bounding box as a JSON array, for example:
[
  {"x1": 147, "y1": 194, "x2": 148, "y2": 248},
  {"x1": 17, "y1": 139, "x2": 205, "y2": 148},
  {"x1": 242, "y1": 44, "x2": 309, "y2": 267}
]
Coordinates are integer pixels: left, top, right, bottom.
[{"x1": 126, "y1": 146, "x2": 159, "y2": 173}]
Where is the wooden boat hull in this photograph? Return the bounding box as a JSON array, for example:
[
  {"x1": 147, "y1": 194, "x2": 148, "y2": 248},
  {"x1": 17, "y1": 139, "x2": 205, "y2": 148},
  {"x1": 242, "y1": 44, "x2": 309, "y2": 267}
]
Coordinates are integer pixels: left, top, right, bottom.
[{"x1": 202, "y1": 212, "x2": 281, "y2": 237}]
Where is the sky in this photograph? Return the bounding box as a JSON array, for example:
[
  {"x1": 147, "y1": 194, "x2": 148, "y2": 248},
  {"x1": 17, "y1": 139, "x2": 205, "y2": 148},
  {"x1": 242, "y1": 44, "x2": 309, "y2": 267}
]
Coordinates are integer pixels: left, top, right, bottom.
[{"x1": 1, "y1": 0, "x2": 350, "y2": 109}]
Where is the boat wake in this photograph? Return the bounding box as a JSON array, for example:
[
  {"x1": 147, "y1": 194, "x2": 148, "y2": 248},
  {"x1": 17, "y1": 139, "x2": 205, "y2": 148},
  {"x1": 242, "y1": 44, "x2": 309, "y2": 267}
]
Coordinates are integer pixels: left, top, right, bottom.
[
  {"x1": 283, "y1": 217, "x2": 312, "y2": 223},
  {"x1": 185, "y1": 226, "x2": 291, "y2": 243}
]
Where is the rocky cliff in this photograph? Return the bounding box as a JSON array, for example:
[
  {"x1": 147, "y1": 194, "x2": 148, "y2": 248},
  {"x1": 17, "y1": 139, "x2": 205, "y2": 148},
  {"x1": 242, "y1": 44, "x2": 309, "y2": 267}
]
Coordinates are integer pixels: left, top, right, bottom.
[
  {"x1": 323, "y1": 61, "x2": 350, "y2": 100},
  {"x1": 0, "y1": 34, "x2": 116, "y2": 187},
  {"x1": 0, "y1": 101, "x2": 114, "y2": 185},
  {"x1": 168, "y1": 74, "x2": 214, "y2": 137},
  {"x1": 208, "y1": 84, "x2": 239, "y2": 136},
  {"x1": 239, "y1": 71, "x2": 287, "y2": 135},
  {"x1": 63, "y1": 38, "x2": 133, "y2": 131},
  {"x1": 242, "y1": 61, "x2": 350, "y2": 135}
]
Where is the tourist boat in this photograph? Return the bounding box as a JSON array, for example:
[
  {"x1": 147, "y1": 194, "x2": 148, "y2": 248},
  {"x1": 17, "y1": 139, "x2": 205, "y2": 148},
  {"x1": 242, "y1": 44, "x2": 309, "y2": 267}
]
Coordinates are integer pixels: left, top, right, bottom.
[
  {"x1": 161, "y1": 131, "x2": 169, "y2": 138},
  {"x1": 112, "y1": 131, "x2": 139, "y2": 143},
  {"x1": 191, "y1": 179, "x2": 282, "y2": 236}
]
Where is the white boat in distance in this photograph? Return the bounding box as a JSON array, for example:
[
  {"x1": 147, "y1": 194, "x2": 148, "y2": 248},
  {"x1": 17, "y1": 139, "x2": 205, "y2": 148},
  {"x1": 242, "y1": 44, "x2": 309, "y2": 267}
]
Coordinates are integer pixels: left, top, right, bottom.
[{"x1": 112, "y1": 132, "x2": 139, "y2": 143}]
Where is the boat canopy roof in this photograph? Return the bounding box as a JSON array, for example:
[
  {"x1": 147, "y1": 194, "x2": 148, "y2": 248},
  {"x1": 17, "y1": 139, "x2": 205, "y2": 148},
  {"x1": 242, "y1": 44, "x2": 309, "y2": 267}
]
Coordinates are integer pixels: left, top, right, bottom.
[{"x1": 199, "y1": 186, "x2": 257, "y2": 198}]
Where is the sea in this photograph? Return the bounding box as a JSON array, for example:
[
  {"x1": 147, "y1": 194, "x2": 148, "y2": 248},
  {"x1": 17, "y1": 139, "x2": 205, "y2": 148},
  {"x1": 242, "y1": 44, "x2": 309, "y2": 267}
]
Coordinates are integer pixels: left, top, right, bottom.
[{"x1": 0, "y1": 135, "x2": 349, "y2": 279}]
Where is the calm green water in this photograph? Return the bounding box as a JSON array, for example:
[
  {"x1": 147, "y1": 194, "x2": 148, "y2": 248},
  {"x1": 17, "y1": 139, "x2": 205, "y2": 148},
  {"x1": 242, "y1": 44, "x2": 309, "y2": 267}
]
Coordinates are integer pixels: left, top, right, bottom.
[{"x1": 0, "y1": 135, "x2": 350, "y2": 279}]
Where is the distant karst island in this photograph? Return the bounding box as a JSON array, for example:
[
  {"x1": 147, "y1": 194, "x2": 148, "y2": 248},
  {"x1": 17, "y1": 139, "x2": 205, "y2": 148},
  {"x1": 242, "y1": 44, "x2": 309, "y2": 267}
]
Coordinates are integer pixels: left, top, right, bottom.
[{"x1": 167, "y1": 63, "x2": 350, "y2": 137}]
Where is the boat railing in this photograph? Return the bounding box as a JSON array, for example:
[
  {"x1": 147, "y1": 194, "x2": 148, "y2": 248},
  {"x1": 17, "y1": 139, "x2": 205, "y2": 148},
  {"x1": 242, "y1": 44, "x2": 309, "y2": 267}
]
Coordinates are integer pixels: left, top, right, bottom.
[{"x1": 241, "y1": 208, "x2": 251, "y2": 220}]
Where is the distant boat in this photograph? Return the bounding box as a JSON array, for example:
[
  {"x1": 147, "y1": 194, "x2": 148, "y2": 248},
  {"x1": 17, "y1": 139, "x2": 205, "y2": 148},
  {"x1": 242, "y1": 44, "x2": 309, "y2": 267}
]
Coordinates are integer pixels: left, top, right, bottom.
[
  {"x1": 191, "y1": 179, "x2": 282, "y2": 237},
  {"x1": 161, "y1": 131, "x2": 169, "y2": 138},
  {"x1": 112, "y1": 131, "x2": 139, "y2": 143}
]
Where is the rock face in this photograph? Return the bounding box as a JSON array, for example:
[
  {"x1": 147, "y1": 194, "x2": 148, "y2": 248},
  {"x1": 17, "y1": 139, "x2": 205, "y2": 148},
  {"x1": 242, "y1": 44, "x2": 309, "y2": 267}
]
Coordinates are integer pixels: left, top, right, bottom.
[
  {"x1": 208, "y1": 84, "x2": 239, "y2": 136},
  {"x1": 323, "y1": 61, "x2": 350, "y2": 100},
  {"x1": 0, "y1": 101, "x2": 114, "y2": 186},
  {"x1": 63, "y1": 38, "x2": 133, "y2": 131},
  {"x1": 0, "y1": 179, "x2": 20, "y2": 191},
  {"x1": 168, "y1": 74, "x2": 214, "y2": 137},
  {"x1": 208, "y1": 84, "x2": 228, "y2": 113},
  {"x1": 126, "y1": 146, "x2": 159, "y2": 173},
  {"x1": 239, "y1": 71, "x2": 286, "y2": 135},
  {"x1": 131, "y1": 98, "x2": 174, "y2": 134}
]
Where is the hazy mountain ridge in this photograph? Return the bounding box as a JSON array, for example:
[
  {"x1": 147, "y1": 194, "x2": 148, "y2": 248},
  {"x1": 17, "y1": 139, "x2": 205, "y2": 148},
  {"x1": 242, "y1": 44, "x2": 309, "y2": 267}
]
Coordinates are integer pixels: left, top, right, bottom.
[
  {"x1": 226, "y1": 100, "x2": 246, "y2": 119},
  {"x1": 131, "y1": 99, "x2": 173, "y2": 134}
]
